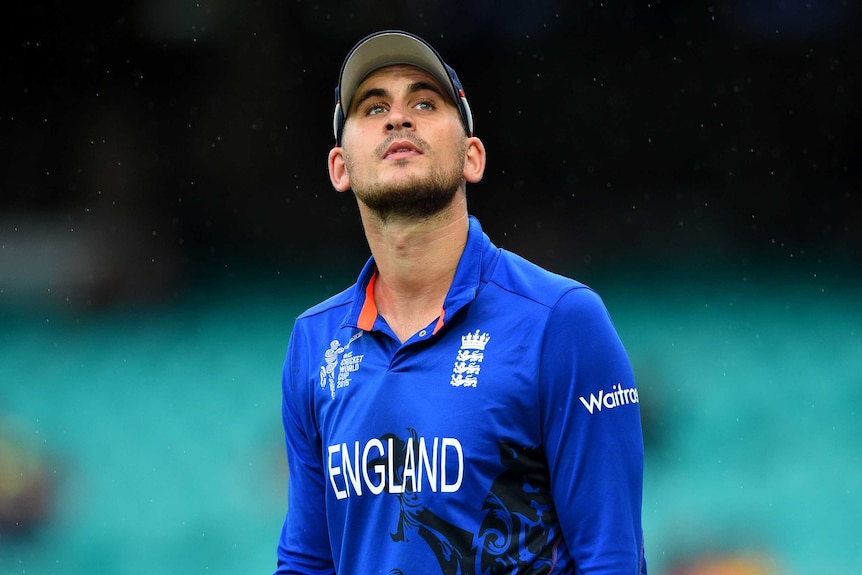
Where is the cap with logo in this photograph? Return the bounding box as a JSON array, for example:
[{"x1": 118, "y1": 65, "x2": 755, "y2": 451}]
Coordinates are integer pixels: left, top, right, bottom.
[{"x1": 332, "y1": 30, "x2": 474, "y2": 145}]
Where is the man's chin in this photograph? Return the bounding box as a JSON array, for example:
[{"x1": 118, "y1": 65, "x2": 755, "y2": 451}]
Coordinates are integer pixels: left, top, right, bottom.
[{"x1": 356, "y1": 184, "x2": 459, "y2": 221}]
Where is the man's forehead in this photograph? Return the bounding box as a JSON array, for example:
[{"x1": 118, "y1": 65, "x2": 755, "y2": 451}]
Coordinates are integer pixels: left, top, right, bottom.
[{"x1": 355, "y1": 64, "x2": 444, "y2": 92}]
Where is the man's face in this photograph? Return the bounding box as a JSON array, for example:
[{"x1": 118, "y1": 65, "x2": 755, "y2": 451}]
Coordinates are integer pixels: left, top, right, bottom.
[{"x1": 338, "y1": 65, "x2": 468, "y2": 220}]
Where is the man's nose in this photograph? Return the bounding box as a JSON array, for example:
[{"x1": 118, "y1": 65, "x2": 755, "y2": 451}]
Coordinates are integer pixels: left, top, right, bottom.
[{"x1": 386, "y1": 103, "x2": 414, "y2": 132}]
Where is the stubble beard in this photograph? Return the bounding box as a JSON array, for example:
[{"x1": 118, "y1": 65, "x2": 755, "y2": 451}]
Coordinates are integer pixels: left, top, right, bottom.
[{"x1": 346, "y1": 136, "x2": 466, "y2": 223}]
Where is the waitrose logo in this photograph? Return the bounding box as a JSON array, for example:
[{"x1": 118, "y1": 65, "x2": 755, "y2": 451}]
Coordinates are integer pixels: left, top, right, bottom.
[{"x1": 579, "y1": 383, "x2": 640, "y2": 415}]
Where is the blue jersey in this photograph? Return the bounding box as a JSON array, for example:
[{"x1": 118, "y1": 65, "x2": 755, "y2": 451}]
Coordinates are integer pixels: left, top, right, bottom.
[{"x1": 276, "y1": 216, "x2": 646, "y2": 574}]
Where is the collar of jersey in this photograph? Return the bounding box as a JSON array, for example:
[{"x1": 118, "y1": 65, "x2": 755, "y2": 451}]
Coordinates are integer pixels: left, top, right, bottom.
[{"x1": 345, "y1": 215, "x2": 490, "y2": 336}]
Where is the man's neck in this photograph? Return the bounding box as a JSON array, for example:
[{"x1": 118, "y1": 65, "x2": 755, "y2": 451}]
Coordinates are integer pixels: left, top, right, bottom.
[{"x1": 359, "y1": 195, "x2": 469, "y2": 342}]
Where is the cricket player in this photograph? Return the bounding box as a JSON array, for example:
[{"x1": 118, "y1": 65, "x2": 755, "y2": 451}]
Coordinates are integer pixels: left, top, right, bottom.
[{"x1": 275, "y1": 30, "x2": 646, "y2": 575}]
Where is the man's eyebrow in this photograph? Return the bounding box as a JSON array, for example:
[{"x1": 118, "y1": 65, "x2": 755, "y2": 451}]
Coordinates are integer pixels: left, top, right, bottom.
[
  {"x1": 407, "y1": 81, "x2": 446, "y2": 99},
  {"x1": 351, "y1": 87, "x2": 388, "y2": 113}
]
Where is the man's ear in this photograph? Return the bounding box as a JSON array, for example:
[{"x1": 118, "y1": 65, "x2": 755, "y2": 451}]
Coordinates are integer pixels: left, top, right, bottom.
[
  {"x1": 328, "y1": 147, "x2": 351, "y2": 192},
  {"x1": 463, "y1": 137, "x2": 486, "y2": 184}
]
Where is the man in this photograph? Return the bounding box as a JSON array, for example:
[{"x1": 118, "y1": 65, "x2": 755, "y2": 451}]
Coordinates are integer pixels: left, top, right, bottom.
[{"x1": 275, "y1": 30, "x2": 646, "y2": 574}]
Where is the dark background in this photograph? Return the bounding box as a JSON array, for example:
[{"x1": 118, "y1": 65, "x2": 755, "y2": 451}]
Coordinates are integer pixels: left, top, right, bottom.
[{"x1": 2, "y1": 1, "x2": 860, "y2": 306}]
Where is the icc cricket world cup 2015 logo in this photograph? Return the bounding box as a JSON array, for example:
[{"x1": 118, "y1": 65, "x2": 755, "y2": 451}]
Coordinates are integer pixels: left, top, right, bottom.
[{"x1": 320, "y1": 331, "x2": 364, "y2": 399}]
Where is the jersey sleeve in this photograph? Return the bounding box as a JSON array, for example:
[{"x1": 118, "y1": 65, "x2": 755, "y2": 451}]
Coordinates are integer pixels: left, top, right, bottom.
[
  {"x1": 275, "y1": 323, "x2": 337, "y2": 575},
  {"x1": 538, "y1": 287, "x2": 647, "y2": 574}
]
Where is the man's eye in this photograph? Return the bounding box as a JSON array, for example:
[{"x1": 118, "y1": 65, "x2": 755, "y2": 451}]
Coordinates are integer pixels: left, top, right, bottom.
[
  {"x1": 415, "y1": 100, "x2": 435, "y2": 111},
  {"x1": 367, "y1": 103, "x2": 387, "y2": 115}
]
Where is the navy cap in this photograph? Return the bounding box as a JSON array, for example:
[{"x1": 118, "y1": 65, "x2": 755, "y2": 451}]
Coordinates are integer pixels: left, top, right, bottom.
[{"x1": 333, "y1": 30, "x2": 474, "y2": 145}]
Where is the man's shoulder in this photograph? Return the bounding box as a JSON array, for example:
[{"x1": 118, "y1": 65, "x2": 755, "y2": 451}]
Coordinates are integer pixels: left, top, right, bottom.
[
  {"x1": 488, "y1": 248, "x2": 592, "y2": 308},
  {"x1": 296, "y1": 284, "x2": 356, "y2": 322}
]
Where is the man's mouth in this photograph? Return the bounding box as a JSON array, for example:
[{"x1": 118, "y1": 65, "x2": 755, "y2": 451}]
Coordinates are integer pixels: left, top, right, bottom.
[{"x1": 384, "y1": 140, "x2": 422, "y2": 160}]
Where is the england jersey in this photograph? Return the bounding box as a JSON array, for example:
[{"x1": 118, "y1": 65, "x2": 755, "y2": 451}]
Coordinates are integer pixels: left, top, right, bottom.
[{"x1": 276, "y1": 216, "x2": 646, "y2": 575}]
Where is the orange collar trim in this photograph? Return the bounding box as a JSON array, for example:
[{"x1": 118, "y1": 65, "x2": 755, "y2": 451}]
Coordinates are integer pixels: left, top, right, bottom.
[
  {"x1": 356, "y1": 269, "x2": 447, "y2": 335},
  {"x1": 357, "y1": 270, "x2": 378, "y2": 331},
  {"x1": 432, "y1": 308, "x2": 445, "y2": 334}
]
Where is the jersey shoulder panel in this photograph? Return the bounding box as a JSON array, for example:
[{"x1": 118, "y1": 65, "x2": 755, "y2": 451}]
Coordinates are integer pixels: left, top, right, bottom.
[
  {"x1": 296, "y1": 284, "x2": 355, "y2": 322},
  {"x1": 488, "y1": 249, "x2": 590, "y2": 309}
]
